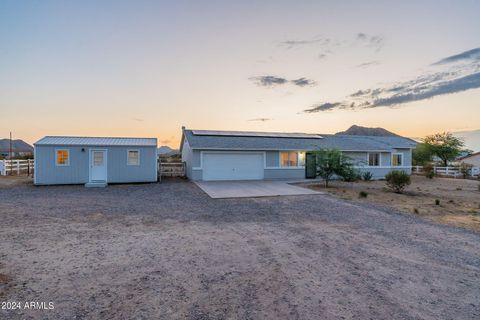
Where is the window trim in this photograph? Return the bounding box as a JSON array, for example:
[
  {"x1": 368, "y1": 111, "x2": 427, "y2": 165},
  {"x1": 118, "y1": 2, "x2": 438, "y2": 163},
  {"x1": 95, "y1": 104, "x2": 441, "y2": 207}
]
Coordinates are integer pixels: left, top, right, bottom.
[
  {"x1": 367, "y1": 152, "x2": 381, "y2": 167},
  {"x1": 391, "y1": 152, "x2": 403, "y2": 167},
  {"x1": 55, "y1": 149, "x2": 70, "y2": 166},
  {"x1": 127, "y1": 149, "x2": 140, "y2": 166}
]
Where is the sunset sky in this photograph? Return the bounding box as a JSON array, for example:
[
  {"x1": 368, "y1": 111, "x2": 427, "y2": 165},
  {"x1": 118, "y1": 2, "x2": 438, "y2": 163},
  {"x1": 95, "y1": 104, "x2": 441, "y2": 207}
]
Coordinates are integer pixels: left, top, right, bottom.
[{"x1": 1, "y1": 0, "x2": 479, "y2": 149}]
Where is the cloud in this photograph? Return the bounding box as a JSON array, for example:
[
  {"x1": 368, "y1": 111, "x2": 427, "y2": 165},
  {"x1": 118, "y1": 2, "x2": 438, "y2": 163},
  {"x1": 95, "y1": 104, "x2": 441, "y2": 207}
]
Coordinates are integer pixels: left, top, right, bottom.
[
  {"x1": 160, "y1": 139, "x2": 171, "y2": 144},
  {"x1": 250, "y1": 76, "x2": 288, "y2": 87},
  {"x1": 356, "y1": 33, "x2": 384, "y2": 51},
  {"x1": 304, "y1": 47, "x2": 480, "y2": 113},
  {"x1": 372, "y1": 72, "x2": 480, "y2": 107},
  {"x1": 279, "y1": 37, "x2": 330, "y2": 49},
  {"x1": 304, "y1": 102, "x2": 355, "y2": 113},
  {"x1": 291, "y1": 78, "x2": 316, "y2": 87},
  {"x1": 131, "y1": 117, "x2": 144, "y2": 122},
  {"x1": 250, "y1": 75, "x2": 316, "y2": 87},
  {"x1": 248, "y1": 118, "x2": 273, "y2": 122},
  {"x1": 432, "y1": 47, "x2": 480, "y2": 65},
  {"x1": 355, "y1": 60, "x2": 380, "y2": 68}
]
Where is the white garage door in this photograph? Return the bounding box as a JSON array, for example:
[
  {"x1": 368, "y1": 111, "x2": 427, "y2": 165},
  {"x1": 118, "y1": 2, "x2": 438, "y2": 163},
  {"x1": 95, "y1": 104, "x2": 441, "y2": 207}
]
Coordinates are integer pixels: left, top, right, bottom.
[{"x1": 202, "y1": 153, "x2": 264, "y2": 181}]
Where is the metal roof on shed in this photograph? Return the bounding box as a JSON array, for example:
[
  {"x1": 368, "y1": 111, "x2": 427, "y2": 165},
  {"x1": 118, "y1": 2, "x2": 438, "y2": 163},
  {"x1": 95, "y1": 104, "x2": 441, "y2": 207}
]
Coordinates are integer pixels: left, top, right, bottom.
[
  {"x1": 34, "y1": 136, "x2": 157, "y2": 147},
  {"x1": 182, "y1": 129, "x2": 416, "y2": 151}
]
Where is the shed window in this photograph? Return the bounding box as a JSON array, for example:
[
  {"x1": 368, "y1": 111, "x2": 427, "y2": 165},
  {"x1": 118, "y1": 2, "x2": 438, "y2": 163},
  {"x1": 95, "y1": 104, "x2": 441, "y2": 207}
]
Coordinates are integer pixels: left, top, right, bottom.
[
  {"x1": 368, "y1": 152, "x2": 380, "y2": 166},
  {"x1": 127, "y1": 150, "x2": 140, "y2": 165},
  {"x1": 280, "y1": 152, "x2": 305, "y2": 167},
  {"x1": 56, "y1": 149, "x2": 70, "y2": 166},
  {"x1": 392, "y1": 153, "x2": 403, "y2": 166}
]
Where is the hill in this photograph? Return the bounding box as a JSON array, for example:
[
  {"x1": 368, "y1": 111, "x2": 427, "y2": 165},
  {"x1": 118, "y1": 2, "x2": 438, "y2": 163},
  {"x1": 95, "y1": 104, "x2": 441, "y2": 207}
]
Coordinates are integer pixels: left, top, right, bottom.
[
  {"x1": 0, "y1": 139, "x2": 33, "y2": 152},
  {"x1": 336, "y1": 125, "x2": 401, "y2": 137}
]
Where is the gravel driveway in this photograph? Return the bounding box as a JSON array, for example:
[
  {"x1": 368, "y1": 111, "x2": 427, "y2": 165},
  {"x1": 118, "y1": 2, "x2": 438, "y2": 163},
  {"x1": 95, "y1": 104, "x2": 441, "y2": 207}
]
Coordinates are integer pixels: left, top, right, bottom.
[{"x1": 0, "y1": 179, "x2": 479, "y2": 319}]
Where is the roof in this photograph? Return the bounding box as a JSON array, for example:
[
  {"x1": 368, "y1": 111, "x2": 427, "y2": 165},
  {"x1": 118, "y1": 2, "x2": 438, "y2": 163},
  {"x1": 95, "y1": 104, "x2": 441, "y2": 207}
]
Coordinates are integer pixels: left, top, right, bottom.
[
  {"x1": 181, "y1": 129, "x2": 416, "y2": 151},
  {"x1": 34, "y1": 136, "x2": 157, "y2": 147},
  {"x1": 192, "y1": 130, "x2": 323, "y2": 139},
  {"x1": 457, "y1": 151, "x2": 480, "y2": 160}
]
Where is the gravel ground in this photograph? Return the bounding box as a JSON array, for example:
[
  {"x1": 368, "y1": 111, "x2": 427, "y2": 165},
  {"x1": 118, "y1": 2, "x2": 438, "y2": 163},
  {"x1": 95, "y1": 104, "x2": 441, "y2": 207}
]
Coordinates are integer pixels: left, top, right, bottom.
[{"x1": 0, "y1": 178, "x2": 479, "y2": 319}]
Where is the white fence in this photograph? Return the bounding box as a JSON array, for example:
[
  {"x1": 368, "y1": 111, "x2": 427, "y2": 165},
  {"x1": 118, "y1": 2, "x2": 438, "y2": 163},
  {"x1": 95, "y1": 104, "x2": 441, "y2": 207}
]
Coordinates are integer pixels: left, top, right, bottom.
[
  {"x1": 412, "y1": 165, "x2": 479, "y2": 178},
  {"x1": 159, "y1": 162, "x2": 185, "y2": 177},
  {"x1": 0, "y1": 159, "x2": 34, "y2": 176}
]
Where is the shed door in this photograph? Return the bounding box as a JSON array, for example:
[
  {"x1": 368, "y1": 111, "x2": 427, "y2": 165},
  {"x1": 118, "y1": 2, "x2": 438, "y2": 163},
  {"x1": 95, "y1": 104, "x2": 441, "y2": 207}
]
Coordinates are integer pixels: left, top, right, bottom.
[
  {"x1": 202, "y1": 152, "x2": 264, "y2": 181},
  {"x1": 90, "y1": 149, "x2": 107, "y2": 182}
]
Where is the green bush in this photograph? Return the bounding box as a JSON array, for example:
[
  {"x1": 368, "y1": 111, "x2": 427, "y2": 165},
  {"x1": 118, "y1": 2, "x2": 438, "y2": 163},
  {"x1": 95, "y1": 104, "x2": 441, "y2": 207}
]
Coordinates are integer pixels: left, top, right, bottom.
[
  {"x1": 362, "y1": 171, "x2": 373, "y2": 181},
  {"x1": 358, "y1": 191, "x2": 368, "y2": 198},
  {"x1": 385, "y1": 170, "x2": 411, "y2": 193},
  {"x1": 341, "y1": 167, "x2": 361, "y2": 182}
]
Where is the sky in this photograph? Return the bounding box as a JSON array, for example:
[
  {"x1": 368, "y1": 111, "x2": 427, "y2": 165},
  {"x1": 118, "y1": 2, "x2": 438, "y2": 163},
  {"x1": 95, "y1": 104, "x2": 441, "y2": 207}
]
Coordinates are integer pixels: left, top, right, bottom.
[{"x1": 1, "y1": 0, "x2": 479, "y2": 149}]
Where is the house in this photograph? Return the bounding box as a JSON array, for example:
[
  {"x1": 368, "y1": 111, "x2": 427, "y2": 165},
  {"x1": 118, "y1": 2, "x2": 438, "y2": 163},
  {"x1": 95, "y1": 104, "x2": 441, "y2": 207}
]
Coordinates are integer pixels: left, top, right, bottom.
[
  {"x1": 457, "y1": 151, "x2": 480, "y2": 167},
  {"x1": 180, "y1": 128, "x2": 416, "y2": 181},
  {"x1": 34, "y1": 136, "x2": 158, "y2": 186}
]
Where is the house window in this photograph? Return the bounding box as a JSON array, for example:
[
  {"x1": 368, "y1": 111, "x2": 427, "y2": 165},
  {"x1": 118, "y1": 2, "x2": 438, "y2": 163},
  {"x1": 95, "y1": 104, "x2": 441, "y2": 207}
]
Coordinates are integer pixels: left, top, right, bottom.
[
  {"x1": 392, "y1": 153, "x2": 403, "y2": 166},
  {"x1": 55, "y1": 149, "x2": 70, "y2": 166},
  {"x1": 127, "y1": 150, "x2": 140, "y2": 165},
  {"x1": 368, "y1": 152, "x2": 380, "y2": 166},
  {"x1": 280, "y1": 151, "x2": 305, "y2": 167}
]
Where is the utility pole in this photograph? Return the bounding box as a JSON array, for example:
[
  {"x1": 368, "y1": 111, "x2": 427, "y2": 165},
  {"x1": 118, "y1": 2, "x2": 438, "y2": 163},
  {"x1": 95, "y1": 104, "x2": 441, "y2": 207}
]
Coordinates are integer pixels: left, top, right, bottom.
[{"x1": 9, "y1": 132, "x2": 13, "y2": 175}]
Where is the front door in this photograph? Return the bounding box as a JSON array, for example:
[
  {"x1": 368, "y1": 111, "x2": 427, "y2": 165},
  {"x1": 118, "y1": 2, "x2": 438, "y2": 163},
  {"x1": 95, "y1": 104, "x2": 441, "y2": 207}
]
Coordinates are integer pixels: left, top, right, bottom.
[{"x1": 90, "y1": 149, "x2": 107, "y2": 182}]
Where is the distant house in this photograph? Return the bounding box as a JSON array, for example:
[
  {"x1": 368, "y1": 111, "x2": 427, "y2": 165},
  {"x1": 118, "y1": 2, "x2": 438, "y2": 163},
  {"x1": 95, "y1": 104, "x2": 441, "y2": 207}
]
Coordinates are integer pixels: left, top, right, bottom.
[
  {"x1": 457, "y1": 152, "x2": 480, "y2": 167},
  {"x1": 180, "y1": 128, "x2": 416, "y2": 181},
  {"x1": 34, "y1": 136, "x2": 158, "y2": 186}
]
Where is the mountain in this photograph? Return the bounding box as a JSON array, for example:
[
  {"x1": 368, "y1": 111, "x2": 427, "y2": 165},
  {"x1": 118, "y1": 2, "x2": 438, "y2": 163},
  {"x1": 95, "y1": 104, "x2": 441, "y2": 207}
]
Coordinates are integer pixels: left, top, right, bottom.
[
  {"x1": 335, "y1": 125, "x2": 401, "y2": 137},
  {"x1": 157, "y1": 146, "x2": 178, "y2": 155},
  {"x1": 0, "y1": 139, "x2": 33, "y2": 152},
  {"x1": 453, "y1": 129, "x2": 480, "y2": 152}
]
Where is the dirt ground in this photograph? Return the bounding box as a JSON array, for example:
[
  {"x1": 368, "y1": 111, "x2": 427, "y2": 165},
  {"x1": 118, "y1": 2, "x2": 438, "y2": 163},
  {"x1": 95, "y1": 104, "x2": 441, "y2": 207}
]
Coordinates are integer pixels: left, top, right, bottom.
[
  {"x1": 303, "y1": 175, "x2": 480, "y2": 232},
  {"x1": 0, "y1": 176, "x2": 479, "y2": 319}
]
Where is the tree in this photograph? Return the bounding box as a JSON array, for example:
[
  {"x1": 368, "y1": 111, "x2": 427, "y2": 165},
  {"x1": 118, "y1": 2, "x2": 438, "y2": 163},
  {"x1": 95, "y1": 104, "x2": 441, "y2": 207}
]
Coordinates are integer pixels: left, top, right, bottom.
[
  {"x1": 314, "y1": 149, "x2": 355, "y2": 187},
  {"x1": 412, "y1": 143, "x2": 433, "y2": 166},
  {"x1": 422, "y1": 132, "x2": 464, "y2": 166}
]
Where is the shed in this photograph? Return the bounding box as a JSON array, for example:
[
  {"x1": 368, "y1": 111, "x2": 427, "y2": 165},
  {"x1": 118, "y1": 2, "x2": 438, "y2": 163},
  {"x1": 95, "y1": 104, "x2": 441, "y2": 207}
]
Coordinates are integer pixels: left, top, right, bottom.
[{"x1": 34, "y1": 136, "x2": 158, "y2": 186}]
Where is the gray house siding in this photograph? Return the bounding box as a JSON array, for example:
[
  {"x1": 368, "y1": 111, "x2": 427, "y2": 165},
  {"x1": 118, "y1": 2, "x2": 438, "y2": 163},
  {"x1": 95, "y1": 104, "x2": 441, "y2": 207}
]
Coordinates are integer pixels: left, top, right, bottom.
[{"x1": 34, "y1": 145, "x2": 157, "y2": 185}]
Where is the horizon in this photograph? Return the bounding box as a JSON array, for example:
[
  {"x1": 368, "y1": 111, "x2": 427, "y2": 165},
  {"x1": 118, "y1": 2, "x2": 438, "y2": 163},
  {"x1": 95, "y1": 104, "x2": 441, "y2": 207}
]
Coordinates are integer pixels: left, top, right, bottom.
[{"x1": 1, "y1": 1, "x2": 480, "y2": 149}]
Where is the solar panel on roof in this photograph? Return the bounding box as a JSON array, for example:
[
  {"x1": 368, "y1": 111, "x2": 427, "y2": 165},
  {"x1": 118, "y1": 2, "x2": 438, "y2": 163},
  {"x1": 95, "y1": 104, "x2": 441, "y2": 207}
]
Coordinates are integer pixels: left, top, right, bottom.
[{"x1": 191, "y1": 130, "x2": 323, "y2": 139}]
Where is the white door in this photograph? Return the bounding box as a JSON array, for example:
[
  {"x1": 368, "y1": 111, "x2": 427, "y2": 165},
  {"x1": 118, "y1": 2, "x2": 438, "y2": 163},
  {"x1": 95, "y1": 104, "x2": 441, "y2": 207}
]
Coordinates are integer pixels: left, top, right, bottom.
[
  {"x1": 90, "y1": 149, "x2": 107, "y2": 182},
  {"x1": 202, "y1": 153, "x2": 264, "y2": 181}
]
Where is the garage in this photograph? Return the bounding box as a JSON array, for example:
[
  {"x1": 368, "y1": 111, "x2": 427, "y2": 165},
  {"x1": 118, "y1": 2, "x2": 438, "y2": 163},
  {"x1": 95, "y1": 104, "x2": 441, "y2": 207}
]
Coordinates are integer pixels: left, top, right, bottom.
[{"x1": 202, "y1": 152, "x2": 264, "y2": 181}]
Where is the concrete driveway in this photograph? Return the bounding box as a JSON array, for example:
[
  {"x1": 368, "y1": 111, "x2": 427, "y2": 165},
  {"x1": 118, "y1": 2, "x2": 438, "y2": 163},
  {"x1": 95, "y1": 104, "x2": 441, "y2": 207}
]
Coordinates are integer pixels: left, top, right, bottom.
[{"x1": 194, "y1": 180, "x2": 321, "y2": 198}]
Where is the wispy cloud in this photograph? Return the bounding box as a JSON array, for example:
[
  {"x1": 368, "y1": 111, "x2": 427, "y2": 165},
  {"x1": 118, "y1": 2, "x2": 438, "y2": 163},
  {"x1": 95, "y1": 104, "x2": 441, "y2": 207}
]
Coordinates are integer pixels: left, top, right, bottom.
[
  {"x1": 304, "y1": 47, "x2": 480, "y2": 113},
  {"x1": 250, "y1": 75, "x2": 316, "y2": 87},
  {"x1": 248, "y1": 118, "x2": 273, "y2": 122},
  {"x1": 291, "y1": 78, "x2": 316, "y2": 87},
  {"x1": 432, "y1": 47, "x2": 480, "y2": 65},
  {"x1": 279, "y1": 37, "x2": 330, "y2": 49},
  {"x1": 278, "y1": 32, "x2": 384, "y2": 60},
  {"x1": 250, "y1": 75, "x2": 288, "y2": 87},
  {"x1": 131, "y1": 117, "x2": 144, "y2": 122},
  {"x1": 355, "y1": 60, "x2": 380, "y2": 68},
  {"x1": 356, "y1": 33, "x2": 384, "y2": 51}
]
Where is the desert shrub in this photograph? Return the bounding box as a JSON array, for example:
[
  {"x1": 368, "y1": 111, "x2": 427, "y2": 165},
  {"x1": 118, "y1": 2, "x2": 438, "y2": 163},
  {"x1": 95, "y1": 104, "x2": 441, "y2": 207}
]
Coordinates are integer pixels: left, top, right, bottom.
[
  {"x1": 385, "y1": 170, "x2": 411, "y2": 193},
  {"x1": 413, "y1": 208, "x2": 419, "y2": 214},
  {"x1": 459, "y1": 163, "x2": 473, "y2": 179},
  {"x1": 358, "y1": 191, "x2": 368, "y2": 198},
  {"x1": 435, "y1": 199, "x2": 440, "y2": 206},
  {"x1": 362, "y1": 171, "x2": 373, "y2": 181},
  {"x1": 423, "y1": 163, "x2": 435, "y2": 179},
  {"x1": 478, "y1": 184, "x2": 480, "y2": 192}
]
